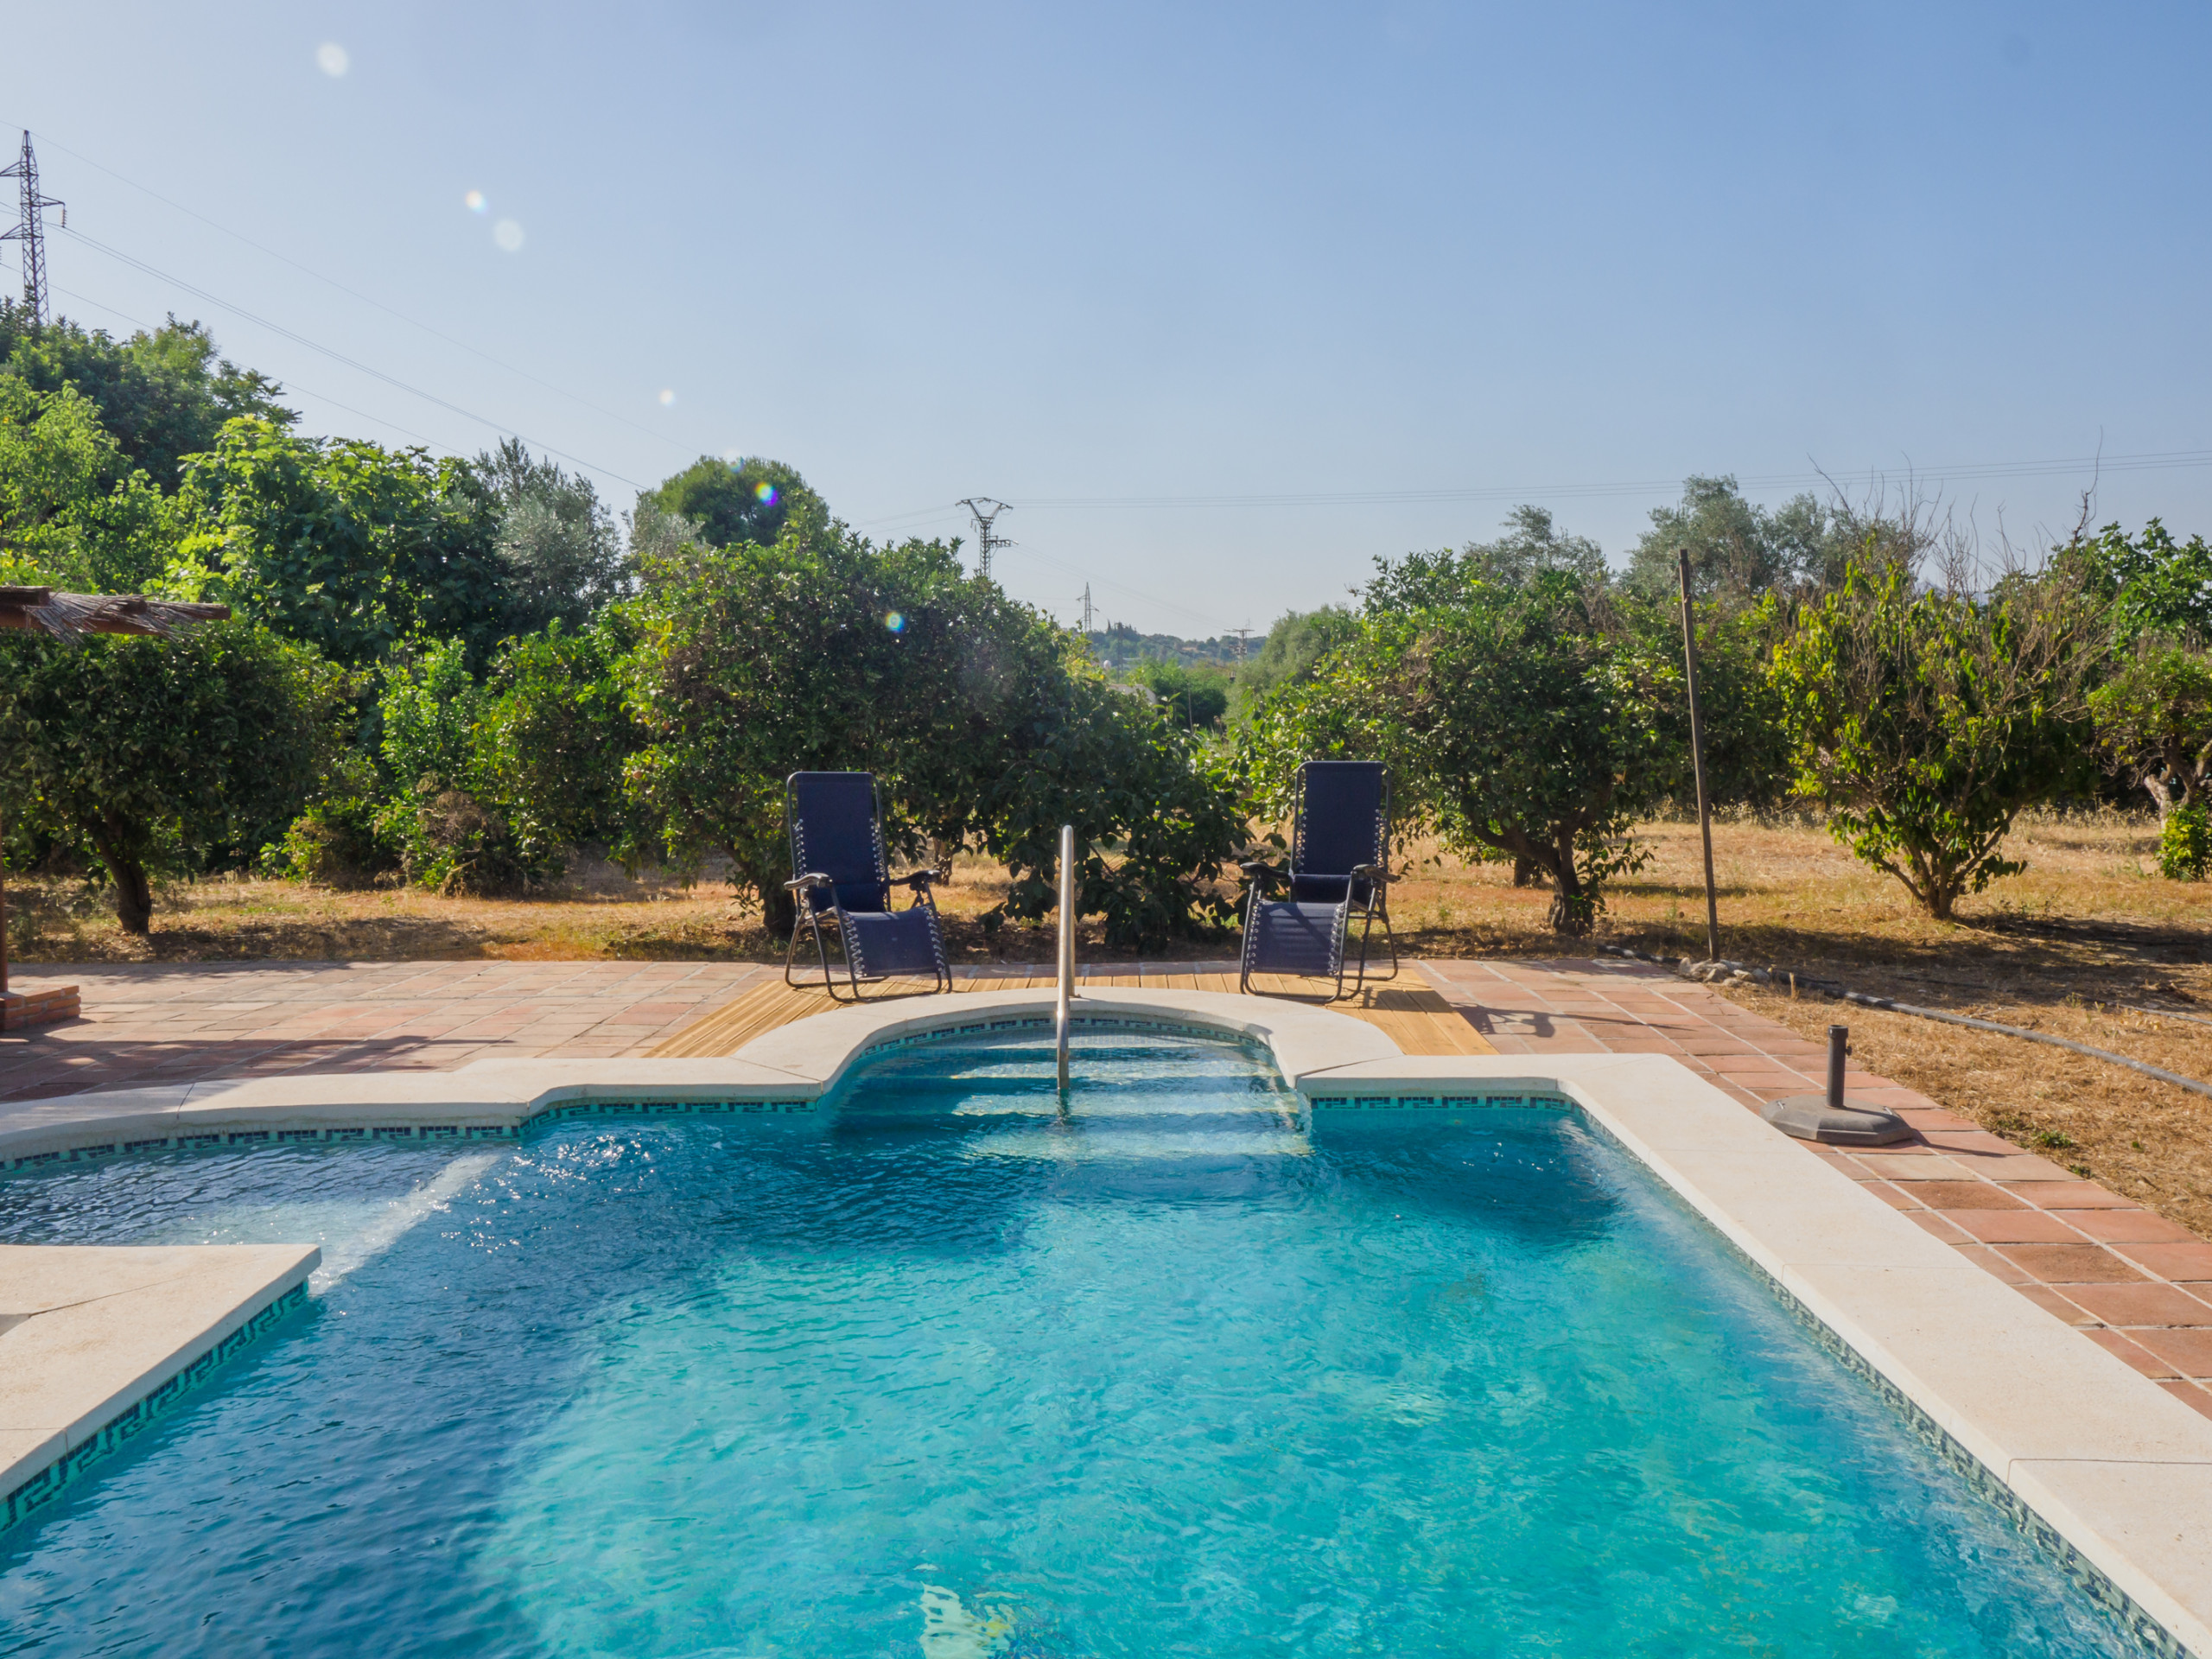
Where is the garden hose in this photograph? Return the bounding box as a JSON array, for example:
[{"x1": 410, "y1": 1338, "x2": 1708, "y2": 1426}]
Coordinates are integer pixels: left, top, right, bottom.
[{"x1": 1596, "y1": 944, "x2": 2212, "y2": 1103}]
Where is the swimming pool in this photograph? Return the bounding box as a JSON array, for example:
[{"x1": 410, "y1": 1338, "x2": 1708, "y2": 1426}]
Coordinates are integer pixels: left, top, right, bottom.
[{"x1": 0, "y1": 1034, "x2": 2142, "y2": 1656}]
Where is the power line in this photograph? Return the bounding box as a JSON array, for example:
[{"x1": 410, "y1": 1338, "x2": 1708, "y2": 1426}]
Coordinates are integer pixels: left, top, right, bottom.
[
  {"x1": 48, "y1": 281, "x2": 448, "y2": 448},
  {"x1": 1006, "y1": 448, "x2": 2212, "y2": 512},
  {"x1": 58, "y1": 224, "x2": 649, "y2": 490},
  {"x1": 15, "y1": 122, "x2": 705, "y2": 461}
]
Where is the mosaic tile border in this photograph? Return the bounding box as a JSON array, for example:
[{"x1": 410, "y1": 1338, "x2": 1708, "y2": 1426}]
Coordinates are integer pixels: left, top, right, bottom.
[
  {"x1": 1, "y1": 1099, "x2": 823, "y2": 1171},
  {"x1": 1306, "y1": 1092, "x2": 1573, "y2": 1112},
  {"x1": 1567, "y1": 1104, "x2": 2184, "y2": 1659},
  {"x1": 2, "y1": 1281, "x2": 309, "y2": 1535}
]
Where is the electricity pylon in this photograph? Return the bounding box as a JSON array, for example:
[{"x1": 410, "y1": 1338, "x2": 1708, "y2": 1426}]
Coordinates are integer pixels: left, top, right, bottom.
[
  {"x1": 0, "y1": 133, "x2": 63, "y2": 324},
  {"x1": 957, "y1": 498, "x2": 1013, "y2": 580}
]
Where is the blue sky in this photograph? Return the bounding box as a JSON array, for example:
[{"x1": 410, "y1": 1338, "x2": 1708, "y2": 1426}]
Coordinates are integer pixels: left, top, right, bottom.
[{"x1": 3, "y1": 2, "x2": 2208, "y2": 635}]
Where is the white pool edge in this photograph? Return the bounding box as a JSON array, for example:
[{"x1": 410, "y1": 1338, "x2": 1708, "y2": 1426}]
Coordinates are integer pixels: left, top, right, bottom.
[{"x1": 0, "y1": 987, "x2": 2206, "y2": 1655}]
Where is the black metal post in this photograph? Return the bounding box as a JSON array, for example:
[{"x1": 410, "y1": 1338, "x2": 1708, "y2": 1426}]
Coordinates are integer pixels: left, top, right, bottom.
[
  {"x1": 1827, "y1": 1025, "x2": 1848, "y2": 1111},
  {"x1": 1677, "y1": 550, "x2": 1720, "y2": 962}
]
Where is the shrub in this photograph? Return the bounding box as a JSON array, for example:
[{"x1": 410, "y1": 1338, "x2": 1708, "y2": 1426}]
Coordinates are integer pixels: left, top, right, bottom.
[
  {"x1": 271, "y1": 796, "x2": 397, "y2": 888},
  {"x1": 399, "y1": 782, "x2": 553, "y2": 897},
  {"x1": 2160, "y1": 804, "x2": 2212, "y2": 881}
]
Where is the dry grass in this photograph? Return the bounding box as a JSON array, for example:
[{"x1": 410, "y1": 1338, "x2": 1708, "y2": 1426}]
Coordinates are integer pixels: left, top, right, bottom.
[{"x1": 13, "y1": 810, "x2": 2212, "y2": 1230}]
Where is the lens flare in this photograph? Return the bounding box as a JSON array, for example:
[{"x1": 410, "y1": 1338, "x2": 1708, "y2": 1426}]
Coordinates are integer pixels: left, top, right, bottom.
[
  {"x1": 885, "y1": 612, "x2": 906, "y2": 632},
  {"x1": 493, "y1": 219, "x2": 524, "y2": 253},
  {"x1": 754, "y1": 482, "x2": 779, "y2": 505},
  {"x1": 721, "y1": 448, "x2": 743, "y2": 465},
  {"x1": 658, "y1": 389, "x2": 676, "y2": 407},
  {"x1": 464, "y1": 190, "x2": 486, "y2": 213},
  {"x1": 316, "y1": 41, "x2": 349, "y2": 77}
]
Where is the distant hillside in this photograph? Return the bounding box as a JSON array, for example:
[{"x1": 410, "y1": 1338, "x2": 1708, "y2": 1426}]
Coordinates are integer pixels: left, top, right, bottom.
[{"x1": 1086, "y1": 624, "x2": 1243, "y2": 668}]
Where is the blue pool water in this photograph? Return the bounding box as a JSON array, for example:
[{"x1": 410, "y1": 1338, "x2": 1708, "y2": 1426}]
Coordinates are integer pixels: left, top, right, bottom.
[{"x1": 0, "y1": 1035, "x2": 2139, "y2": 1656}]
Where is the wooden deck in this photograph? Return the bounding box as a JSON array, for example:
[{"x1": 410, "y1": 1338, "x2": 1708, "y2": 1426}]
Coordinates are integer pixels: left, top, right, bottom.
[{"x1": 650, "y1": 967, "x2": 1496, "y2": 1059}]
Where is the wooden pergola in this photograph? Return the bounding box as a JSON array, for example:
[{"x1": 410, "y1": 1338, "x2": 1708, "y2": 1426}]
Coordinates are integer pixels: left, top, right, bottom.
[{"x1": 0, "y1": 587, "x2": 232, "y2": 1008}]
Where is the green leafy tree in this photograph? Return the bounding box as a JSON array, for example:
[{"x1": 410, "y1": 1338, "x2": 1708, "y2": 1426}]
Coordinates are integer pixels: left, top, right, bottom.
[
  {"x1": 0, "y1": 304, "x2": 292, "y2": 490},
  {"x1": 645, "y1": 455, "x2": 823, "y2": 551},
  {"x1": 478, "y1": 616, "x2": 644, "y2": 859},
  {"x1": 372, "y1": 638, "x2": 561, "y2": 894},
  {"x1": 172, "y1": 419, "x2": 510, "y2": 668},
  {"x1": 1230, "y1": 605, "x2": 1357, "y2": 721},
  {"x1": 623, "y1": 526, "x2": 1057, "y2": 932},
  {"x1": 1128, "y1": 658, "x2": 1230, "y2": 728},
  {"x1": 1362, "y1": 505, "x2": 1609, "y2": 616},
  {"x1": 2062, "y1": 519, "x2": 2212, "y2": 645},
  {"x1": 622, "y1": 524, "x2": 1242, "y2": 945},
  {"x1": 1770, "y1": 560, "x2": 2098, "y2": 920},
  {"x1": 0, "y1": 377, "x2": 176, "y2": 592},
  {"x1": 1624, "y1": 476, "x2": 1900, "y2": 604},
  {"x1": 0, "y1": 623, "x2": 339, "y2": 931},
  {"x1": 2088, "y1": 637, "x2": 2212, "y2": 817},
  {"x1": 978, "y1": 680, "x2": 1246, "y2": 946},
  {"x1": 1245, "y1": 569, "x2": 1664, "y2": 935},
  {"x1": 475, "y1": 437, "x2": 631, "y2": 630}
]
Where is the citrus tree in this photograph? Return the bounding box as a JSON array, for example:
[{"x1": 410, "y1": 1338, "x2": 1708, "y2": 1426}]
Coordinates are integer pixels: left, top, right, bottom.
[
  {"x1": 1245, "y1": 570, "x2": 1667, "y2": 935},
  {"x1": 0, "y1": 623, "x2": 340, "y2": 931},
  {"x1": 2088, "y1": 638, "x2": 2212, "y2": 817},
  {"x1": 620, "y1": 523, "x2": 1243, "y2": 944},
  {"x1": 1770, "y1": 560, "x2": 2098, "y2": 920}
]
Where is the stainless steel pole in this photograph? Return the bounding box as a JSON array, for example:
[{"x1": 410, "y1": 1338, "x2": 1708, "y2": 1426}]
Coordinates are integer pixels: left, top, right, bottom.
[
  {"x1": 1056, "y1": 823, "x2": 1075, "y2": 1092},
  {"x1": 1678, "y1": 550, "x2": 1721, "y2": 963}
]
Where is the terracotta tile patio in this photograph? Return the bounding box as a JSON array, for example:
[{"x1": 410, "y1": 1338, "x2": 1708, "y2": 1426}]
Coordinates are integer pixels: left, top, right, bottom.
[{"x1": 7, "y1": 951, "x2": 2211, "y2": 1415}]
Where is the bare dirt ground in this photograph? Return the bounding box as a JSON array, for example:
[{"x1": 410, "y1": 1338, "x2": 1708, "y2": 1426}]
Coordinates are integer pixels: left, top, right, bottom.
[{"x1": 11, "y1": 809, "x2": 2212, "y2": 1230}]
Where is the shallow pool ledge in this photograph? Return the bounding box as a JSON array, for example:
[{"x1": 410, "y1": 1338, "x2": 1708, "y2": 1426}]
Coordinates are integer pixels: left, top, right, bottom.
[
  {"x1": 0, "y1": 1243, "x2": 318, "y2": 1533},
  {"x1": 728, "y1": 986, "x2": 1400, "y2": 1092}
]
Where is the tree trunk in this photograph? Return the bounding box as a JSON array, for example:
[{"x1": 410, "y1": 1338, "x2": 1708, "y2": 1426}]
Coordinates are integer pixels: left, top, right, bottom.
[
  {"x1": 90, "y1": 829, "x2": 154, "y2": 936},
  {"x1": 1516, "y1": 829, "x2": 1589, "y2": 936},
  {"x1": 760, "y1": 874, "x2": 797, "y2": 940},
  {"x1": 1546, "y1": 859, "x2": 1594, "y2": 936},
  {"x1": 1511, "y1": 856, "x2": 1543, "y2": 888}
]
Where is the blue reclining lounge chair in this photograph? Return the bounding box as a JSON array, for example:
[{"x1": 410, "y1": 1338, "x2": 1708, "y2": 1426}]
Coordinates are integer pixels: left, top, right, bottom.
[
  {"x1": 1239, "y1": 760, "x2": 1399, "y2": 1000},
  {"x1": 784, "y1": 771, "x2": 951, "y2": 1002}
]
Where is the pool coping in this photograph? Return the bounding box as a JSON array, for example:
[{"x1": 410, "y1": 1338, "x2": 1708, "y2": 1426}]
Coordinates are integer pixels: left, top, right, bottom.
[
  {"x1": 0, "y1": 986, "x2": 2208, "y2": 1654},
  {"x1": 1, "y1": 1243, "x2": 319, "y2": 1534}
]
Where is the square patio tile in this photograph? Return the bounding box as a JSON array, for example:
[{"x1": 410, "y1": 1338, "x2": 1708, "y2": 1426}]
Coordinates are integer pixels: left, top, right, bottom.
[
  {"x1": 2061, "y1": 1282, "x2": 2212, "y2": 1326},
  {"x1": 1995, "y1": 1244, "x2": 2150, "y2": 1285}
]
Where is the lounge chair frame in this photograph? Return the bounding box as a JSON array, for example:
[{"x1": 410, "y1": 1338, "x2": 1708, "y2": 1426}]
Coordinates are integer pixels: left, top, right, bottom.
[
  {"x1": 1238, "y1": 761, "x2": 1401, "y2": 1001},
  {"x1": 782, "y1": 772, "x2": 951, "y2": 1003}
]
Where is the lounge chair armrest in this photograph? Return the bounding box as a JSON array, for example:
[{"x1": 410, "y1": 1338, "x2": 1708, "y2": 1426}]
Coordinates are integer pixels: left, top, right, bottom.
[
  {"x1": 784, "y1": 871, "x2": 834, "y2": 893},
  {"x1": 1349, "y1": 862, "x2": 1393, "y2": 883},
  {"x1": 891, "y1": 868, "x2": 944, "y2": 890},
  {"x1": 1239, "y1": 860, "x2": 1285, "y2": 887}
]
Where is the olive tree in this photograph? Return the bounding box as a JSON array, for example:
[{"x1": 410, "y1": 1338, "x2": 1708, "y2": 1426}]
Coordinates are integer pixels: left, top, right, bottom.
[{"x1": 1770, "y1": 559, "x2": 2098, "y2": 920}]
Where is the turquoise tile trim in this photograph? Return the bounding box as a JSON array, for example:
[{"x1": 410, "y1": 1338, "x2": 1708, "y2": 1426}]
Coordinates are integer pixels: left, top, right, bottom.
[
  {"x1": 1305, "y1": 1093, "x2": 1571, "y2": 1112},
  {"x1": 1563, "y1": 1106, "x2": 2183, "y2": 1659},
  {"x1": 2, "y1": 1280, "x2": 310, "y2": 1536}
]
